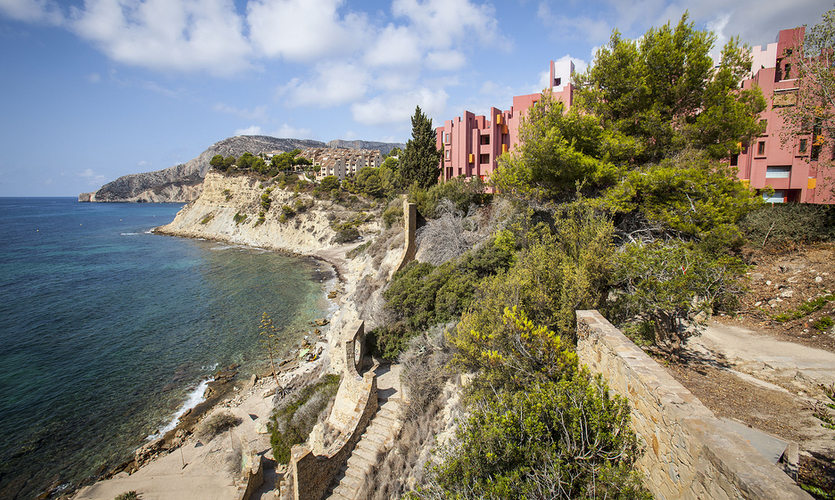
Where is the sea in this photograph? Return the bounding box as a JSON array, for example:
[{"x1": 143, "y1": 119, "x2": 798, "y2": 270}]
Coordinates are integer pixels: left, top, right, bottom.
[{"x1": 0, "y1": 197, "x2": 332, "y2": 500}]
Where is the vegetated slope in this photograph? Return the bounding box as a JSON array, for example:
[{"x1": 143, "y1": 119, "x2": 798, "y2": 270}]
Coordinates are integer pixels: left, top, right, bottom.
[{"x1": 79, "y1": 136, "x2": 325, "y2": 203}]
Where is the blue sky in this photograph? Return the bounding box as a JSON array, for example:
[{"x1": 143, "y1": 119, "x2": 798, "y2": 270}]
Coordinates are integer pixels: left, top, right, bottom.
[{"x1": 0, "y1": 0, "x2": 830, "y2": 196}]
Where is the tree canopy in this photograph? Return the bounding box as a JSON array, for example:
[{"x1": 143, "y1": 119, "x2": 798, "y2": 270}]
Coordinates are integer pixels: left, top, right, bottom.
[
  {"x1": 400, "y1": 106, "x2": 442, "y2": 189},
  {"x1": 576, "y1": 14, "x2": 765, "y2": 162}
]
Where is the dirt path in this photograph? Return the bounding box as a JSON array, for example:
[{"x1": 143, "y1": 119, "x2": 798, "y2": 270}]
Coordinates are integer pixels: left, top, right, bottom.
[{"x1": 667, "y1": 319, "x2": 835, "y2": 490}]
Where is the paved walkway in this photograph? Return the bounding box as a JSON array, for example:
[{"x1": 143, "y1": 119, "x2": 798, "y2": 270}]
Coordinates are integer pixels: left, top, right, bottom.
[{"x1": 687, "y1": 322, "x2": 835, "y2": 396}]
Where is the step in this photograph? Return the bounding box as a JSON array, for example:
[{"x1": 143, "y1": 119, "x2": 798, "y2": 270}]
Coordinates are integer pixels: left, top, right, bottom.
[
  {"x1": 335, "y1": 473, "x2": 363, "y2": 491},
  {"x1": 346, "y1": 454, "x2": 375, "y2": 475},
  {"x1": 328, "y1": 492, "x2": 351, "y2": 500},
  {"x1": 352, "y1": 446, "x2": 379, "y2": 464}
]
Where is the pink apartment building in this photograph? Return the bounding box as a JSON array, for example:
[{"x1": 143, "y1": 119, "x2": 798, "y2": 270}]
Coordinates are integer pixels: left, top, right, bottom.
[
  {"x1": 733, "y1": 27, "x2": 834, "y2": 204},
  {"x1": 436, "y1": 60, "x2": 575, "y2": 182},
  {"x1": 438, "y1": 36, "x2": 834, "y2": 204}
]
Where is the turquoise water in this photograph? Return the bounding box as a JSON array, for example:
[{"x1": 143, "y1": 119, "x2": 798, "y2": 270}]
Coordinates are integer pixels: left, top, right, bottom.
[{"x1": 0, "y1": 198, "x2": 330, "y2": 499}]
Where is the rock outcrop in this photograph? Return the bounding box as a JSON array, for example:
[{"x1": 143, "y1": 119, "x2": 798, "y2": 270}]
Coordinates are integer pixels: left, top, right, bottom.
[{"x1": 80, "y1": 136, "x2": 405, "y2": 203}]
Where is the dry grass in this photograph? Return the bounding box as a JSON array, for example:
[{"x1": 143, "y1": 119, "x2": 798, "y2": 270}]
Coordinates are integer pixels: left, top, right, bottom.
[{"x1": 196, "y1": 411, "x2": 240, "y2": 441}]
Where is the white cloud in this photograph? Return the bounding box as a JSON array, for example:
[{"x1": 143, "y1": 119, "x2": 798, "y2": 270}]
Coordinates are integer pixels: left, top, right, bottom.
[
  {"x1": 69, "y1": 0, "x2": 252, "y2": 76},
  {"x1": 277, "y1": 62, "x2": 369, "y2": 107},
  {"x1": 0, "y1": 0, "x2": 64, "y2": 24},
  {"x1": 213, "y1": 103, "x2": 268, "y2": 121},
  {"x1": 234, "y1": 125, "x2": 262, "y2": 135},
  {"x1": 87, "y1": 72, "x2": 100, "y2": 83},
  {"x1": 425, "y1": 50, "x2": 466, "y2": 71},
  {"x1": 537, "y1": 2, "x2": 613, "y2": 44},
  {"x1": 138, "y1": 160, "x2": 149, "y2": 166},
  {"x1": 351, "y1": 88, "x2": 448, "y2": 126},
  {"x1": 364, "y1": 24, "x2": 421, "y2": 67},
  {"x1": 247, "y1": 0, "x2": 368, "y2": 61},
  {"x1": 78, "y1": 168, "x2": 107, "y2": 186},
  {"x1": 275, "y1": 123, "x2": 312, "y2": 138},
  {"x1": 392, "y1": 0, "x2": 510, "y2": 52}
]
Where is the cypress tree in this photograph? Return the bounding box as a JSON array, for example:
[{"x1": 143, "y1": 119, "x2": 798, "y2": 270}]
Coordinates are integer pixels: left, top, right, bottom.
[{"x1": 400, "y1": 106, "x2": 442, "y2": 189}]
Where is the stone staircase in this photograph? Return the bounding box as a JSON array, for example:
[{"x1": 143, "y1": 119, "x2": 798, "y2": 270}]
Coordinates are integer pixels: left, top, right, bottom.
[{"x1": 326, "y1": 365, "x2": 404, "y2": 500}]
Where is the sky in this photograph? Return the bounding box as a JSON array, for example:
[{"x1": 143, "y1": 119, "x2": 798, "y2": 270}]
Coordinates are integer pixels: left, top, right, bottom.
[{"x1": 0, "y1": 0, "x2": 831, "y2": 196}]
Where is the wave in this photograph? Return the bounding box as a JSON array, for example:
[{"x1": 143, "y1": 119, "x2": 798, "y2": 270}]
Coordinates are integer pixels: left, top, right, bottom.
[
  {"x1": 120, "y1": 232, "x2": 140, "y2": 236},
  {"x1": 147, "y1": 377, "x2": 214, "y2": 440}
]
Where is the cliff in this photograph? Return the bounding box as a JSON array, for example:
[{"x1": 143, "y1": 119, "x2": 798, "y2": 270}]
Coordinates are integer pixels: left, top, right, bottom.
[
  {"x1": 154, "y1": 171, "x2": 384, "y2": 255},
  {"x1": 80, "y1": 136, "x2": 405, "y2": 203}
]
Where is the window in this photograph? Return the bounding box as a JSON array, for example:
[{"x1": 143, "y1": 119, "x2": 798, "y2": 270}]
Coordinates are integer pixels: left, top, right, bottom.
[
  {"x1": 480, "y1": 154, "x2": 490, "y2": 164},
  {"x1": 759, "y1": 119, "x2": 768, "y2": 134},
  {"x1": 730, "y1": 154, "x2": 738, "y2": 166},
  {"x1": 757, "y1": 141, "x2": 766, "y2": 155},
  {"x1": 785, "y1": 63, "x2": 792, "y2": 79},
  {"x1": 763, "y1": 190, "x2": 786, "y2": 204},
  {"x1": 799, "y1": 138, "x2": 808, "y2": 154},
  {"x1": 766, "y1": 166, "x2": 791, "y2": 178},
  {"x1": 480, "y1": 135, "x2": 490, "y2": 145},
  {"x1": 444, "y1": 132, "x2": 450, "y2": 144},
  {"x1": 554, "y1": 77, "x2": 561, "y2": 86},
  {"x1": 445, "y1": 149, "x2": 451, "y2": 160}
]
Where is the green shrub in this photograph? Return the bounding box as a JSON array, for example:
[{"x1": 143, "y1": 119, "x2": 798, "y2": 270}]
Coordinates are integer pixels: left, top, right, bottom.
[
  {"x1": 367, "y1": 322, "x2": 413, "y2": 360},
  {"x1": 741, "y1": 203, "x2": 835, "y2": 247},
  {"x1": 261, "y1": 192, "x2": 272, "y2": 210},
  {"x1": 200, "y1": 214, "x2": 214, "y2": 224},
  {"x1": 334, "y1": 227, "x2": 360, "y2": 243},
  {"x1": 813, "y1": 316, "x2": 834, "y2": 332},
  {"x1": 233, "y1": 212, "x2": 247, "y2": 224},
  {"x1": 346, "y1": 240, "x2": 372, "y2": 259},
  {"x1": 382, "y1": 203, "x2": 404, "y2": 229},
  {"x1": 256, "y1": 210, "x2": 266, "y2": 226},
  {"x1": 427, "y1": 309, "x2": 648, "y2": 500},
  {"x1": 197, "y1": 411, "x2": 240, "y2": 440},
  {"x1": 320, "y1": 175, "x2": 340, "y2": 192},
  {"x1": 114, "y1": 493, "x2": 138, "y2": 500},
  {"x1": 773, "y1": 294, "x2": 835, "y2": 322},
  {"x1": 269, "y1": 374, "x2": 341, "y2": 463}
]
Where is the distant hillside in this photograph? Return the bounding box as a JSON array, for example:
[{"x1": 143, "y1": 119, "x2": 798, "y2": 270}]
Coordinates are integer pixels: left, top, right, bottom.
[
  {"x1": 78, "y1": 135, "x2": 405, "y2": 203},
  {"x1": 327, "y1": 139, "x2": 405, "y2": 156}
]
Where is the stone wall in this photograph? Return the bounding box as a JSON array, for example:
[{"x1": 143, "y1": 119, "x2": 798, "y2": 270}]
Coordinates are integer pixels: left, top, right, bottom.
[
  {"x1": 576, "y1": 310, "x2": 811, "y2": 500},
  {"x1": 288, "y1": 320, "x2": 378, "y2": 500},
  {"x1": 392, "y1": 201, "x2": 417, "y2": 276}
]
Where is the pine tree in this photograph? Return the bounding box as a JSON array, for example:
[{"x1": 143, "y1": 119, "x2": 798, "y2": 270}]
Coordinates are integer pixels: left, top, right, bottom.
[{"x1": 400, "y1": 106, "x2": 442, "y2": 189}]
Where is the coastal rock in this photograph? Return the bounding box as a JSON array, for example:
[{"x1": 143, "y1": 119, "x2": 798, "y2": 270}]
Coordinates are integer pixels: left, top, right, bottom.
[
  {"x1": 153, "y1": 171, "x2": 382, "y2": 255},
  {"x1": 135, "y1": 437, "x2": 164, "y2": 467}
]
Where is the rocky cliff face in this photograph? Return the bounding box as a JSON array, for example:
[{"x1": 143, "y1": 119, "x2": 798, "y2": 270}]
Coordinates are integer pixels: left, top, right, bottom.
[
  {"x1": 154, "y1": 171, "x2": 384, "y2": 255},
  {"x1": 79, "y1": 136, "x2": 325, "y2": 203},
  {"x1": 80, "y1": 136, "x2": 406, "y2": 203}
]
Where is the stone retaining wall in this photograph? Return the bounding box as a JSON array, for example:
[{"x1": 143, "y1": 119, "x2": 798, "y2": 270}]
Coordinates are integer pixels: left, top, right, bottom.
[
  {"x1": 288, "y1": 320, "x2": 378, "y2": 500},
  {"x1": 576, "y1": 310, "x2": 812, "y2": 500},
  {"x1": 392, "y1": 200, "x2": 416, "y2": 277}
]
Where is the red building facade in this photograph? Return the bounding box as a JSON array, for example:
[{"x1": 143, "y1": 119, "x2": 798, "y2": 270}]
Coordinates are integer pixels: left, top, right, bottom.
[
  {"x1": 734, "y1": 27, "x2": 834, "y2": 204},
  {"x1": 435, "y1": 60, "x2": 574, "y2": 183}
]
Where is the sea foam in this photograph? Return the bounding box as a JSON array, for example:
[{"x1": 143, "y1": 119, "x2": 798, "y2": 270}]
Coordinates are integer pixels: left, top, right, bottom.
[{"x1": 147, "y1": 377, "x2": 214, "y2": 440}]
